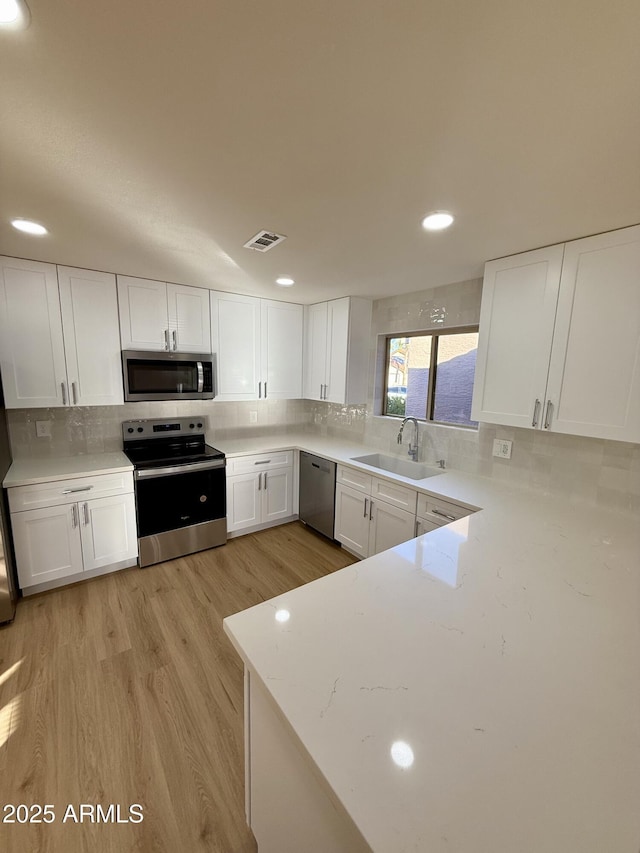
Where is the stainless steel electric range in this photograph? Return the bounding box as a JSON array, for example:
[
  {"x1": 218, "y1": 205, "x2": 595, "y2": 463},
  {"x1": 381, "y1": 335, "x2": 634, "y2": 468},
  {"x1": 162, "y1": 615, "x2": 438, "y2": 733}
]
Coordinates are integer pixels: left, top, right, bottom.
[{"x1": 122, "y1": 417, "x2": 227, "y2": 567}]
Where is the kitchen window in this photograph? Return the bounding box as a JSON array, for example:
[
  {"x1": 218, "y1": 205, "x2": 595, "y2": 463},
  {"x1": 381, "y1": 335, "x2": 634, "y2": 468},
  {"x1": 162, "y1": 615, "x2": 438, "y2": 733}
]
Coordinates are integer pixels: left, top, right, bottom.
[{"x1": 384, "y1": 328, "x2": 479, "y2": 427}]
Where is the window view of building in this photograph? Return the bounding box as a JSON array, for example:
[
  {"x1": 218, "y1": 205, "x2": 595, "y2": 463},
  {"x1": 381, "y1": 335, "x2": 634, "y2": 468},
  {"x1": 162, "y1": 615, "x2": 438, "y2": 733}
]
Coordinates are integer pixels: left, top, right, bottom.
[{"x1": 385, "y1": 330, "x2": 479, "y2": 427}]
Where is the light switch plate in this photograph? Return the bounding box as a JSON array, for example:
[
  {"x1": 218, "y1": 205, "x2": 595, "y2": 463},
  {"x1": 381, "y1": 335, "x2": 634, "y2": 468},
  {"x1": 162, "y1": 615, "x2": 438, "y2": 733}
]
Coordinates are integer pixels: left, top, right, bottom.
[
  {"x1": 36, "y1": 420, "x2": 51, "y2": 438},
  {"x1": 492, "y1": 438, "x2": 512, "y2": 459}
]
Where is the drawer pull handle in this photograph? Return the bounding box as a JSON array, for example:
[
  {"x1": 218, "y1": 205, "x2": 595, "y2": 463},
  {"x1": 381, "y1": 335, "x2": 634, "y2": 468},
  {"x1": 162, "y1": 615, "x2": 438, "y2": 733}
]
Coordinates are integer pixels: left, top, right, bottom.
[
  {"x1": 62, "y1": 486, "x2": 93, "y2": 494},
  {"x1": 431, "y1": 508, "x2": 456, "y2": 521},
  {"x1": 254, "y1": 460, "x2": 271, "y2": 465}
]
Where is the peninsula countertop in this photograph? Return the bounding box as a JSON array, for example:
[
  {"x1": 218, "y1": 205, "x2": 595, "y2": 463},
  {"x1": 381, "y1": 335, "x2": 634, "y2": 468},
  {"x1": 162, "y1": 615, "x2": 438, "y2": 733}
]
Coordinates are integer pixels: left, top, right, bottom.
[{"x1": 224, "y1": 463, "x2": 640, "y2": 852}]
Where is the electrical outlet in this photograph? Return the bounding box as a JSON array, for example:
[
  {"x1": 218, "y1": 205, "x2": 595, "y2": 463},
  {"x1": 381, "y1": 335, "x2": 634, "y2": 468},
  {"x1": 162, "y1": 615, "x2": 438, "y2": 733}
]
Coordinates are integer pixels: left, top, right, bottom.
[
  {"x1": 249, "y1": 411, "x2": 258, "y2": 424},
  {"x1": 492, "y1": 439, "x2": 512, "y2": 459},
  {"x1": 36, "y1": 420, "x2": 51, "y2": 438}
]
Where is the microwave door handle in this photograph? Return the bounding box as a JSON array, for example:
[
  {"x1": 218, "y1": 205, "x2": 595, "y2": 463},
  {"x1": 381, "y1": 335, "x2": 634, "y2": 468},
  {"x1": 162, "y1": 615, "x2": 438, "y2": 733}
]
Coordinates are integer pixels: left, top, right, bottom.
[{"x1": 197, "y1": 362, "x2": 204, "y2": 393}]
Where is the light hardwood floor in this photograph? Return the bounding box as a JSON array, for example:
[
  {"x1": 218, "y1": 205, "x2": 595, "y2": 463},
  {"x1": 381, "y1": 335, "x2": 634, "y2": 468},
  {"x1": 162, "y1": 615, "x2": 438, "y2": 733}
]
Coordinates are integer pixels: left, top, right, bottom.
[{"x1": 0, "y1": 522, "x2": 357, "y2": 853}]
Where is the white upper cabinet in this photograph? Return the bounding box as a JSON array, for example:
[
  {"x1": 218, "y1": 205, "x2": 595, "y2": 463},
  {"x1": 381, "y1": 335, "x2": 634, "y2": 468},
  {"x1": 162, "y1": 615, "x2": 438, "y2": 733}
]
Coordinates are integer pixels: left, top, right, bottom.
[
  {"x1": 118, "y1": 276, "x2": 211, "y2": 352},
  {"x1": 0, "y1": 257, "x2": 67, "y2": 408},
  {"x1": 304, "y1": 302, "x2": 329, "y2": 402},
  {"x1": 545, "y1": 227, "x2": 640, "y2": 441},
  {"x1": 471, "y1": 246, "x2": 564, "y2": 429},
  {"x1": 167, "y1": 283, "x2": 211, "y2": 353},
  {"x1": 58, "y1": 267, "x2": 123, "y2": 406},
  {"x1": 260, "y1": 300, "x2": 303, "y2": 400},
  {"x1": 0, "y1": 258, "x2": 123, "y2": 409},
  {"x1": 303, "y1": 296, "x2": 372, "y2": 405},
  {"x1": 472, "y1": 225, "x2": 640, "y2": 443},
  {"x1": 211, "y1": 292, "x2": 302, "y2": 401}
]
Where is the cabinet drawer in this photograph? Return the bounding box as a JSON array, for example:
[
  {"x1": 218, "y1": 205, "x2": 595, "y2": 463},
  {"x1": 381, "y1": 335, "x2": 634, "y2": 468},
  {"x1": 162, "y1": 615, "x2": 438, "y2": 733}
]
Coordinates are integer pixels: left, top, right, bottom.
[
  {"x1": 416, "y1": 493, "x2": 473, "y2": 524},
  {"x1": 336, "y1": 464, "x2": 371, "y2": 494},
  {"x1": 227, "y1": 451, "x2": 292, "y2": 476},
  {"x1": 8, "y1": 471, "x2": 134, "y2": 513},
  {"x1": 371, "y1": 477, "x2": 417, "y2": 513}
]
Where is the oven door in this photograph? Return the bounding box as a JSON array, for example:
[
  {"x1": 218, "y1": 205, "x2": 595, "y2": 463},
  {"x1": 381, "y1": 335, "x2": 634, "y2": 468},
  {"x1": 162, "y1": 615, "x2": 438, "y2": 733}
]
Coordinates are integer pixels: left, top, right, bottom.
[
  {"x1": 122, "y1": 350, "x2": 214, "y2": 401},
  {"x1": 135, "y1": 459, "x2": 226, "y2": 537}
]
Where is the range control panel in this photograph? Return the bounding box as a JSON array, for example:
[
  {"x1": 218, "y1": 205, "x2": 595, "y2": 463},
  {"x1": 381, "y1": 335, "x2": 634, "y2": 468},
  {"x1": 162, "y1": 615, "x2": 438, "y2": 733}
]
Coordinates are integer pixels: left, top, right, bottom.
[{"x1": 122, "y1": 417, "x2": 206, "y2": 441}]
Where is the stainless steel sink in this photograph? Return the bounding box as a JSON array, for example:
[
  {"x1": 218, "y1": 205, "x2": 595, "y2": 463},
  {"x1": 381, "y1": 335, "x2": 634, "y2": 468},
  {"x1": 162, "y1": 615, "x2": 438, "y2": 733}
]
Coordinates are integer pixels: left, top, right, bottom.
[{"x1": 350, "y1": 453, "x2": 443, "y2": 481}]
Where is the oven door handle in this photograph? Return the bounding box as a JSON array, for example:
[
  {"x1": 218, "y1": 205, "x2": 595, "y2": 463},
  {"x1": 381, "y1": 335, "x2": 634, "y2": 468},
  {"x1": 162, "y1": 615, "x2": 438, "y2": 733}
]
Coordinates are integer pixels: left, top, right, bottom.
[
  {"x1": 135, "y1": 459, "x2": 225, "y2": 479},
  {"x1": 197, "y1": 361, "x2": 204, "y2": 393}
]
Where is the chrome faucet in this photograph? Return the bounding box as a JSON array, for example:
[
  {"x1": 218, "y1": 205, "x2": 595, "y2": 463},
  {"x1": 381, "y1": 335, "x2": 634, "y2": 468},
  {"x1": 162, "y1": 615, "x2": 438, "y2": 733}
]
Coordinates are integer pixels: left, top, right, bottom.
[{"x1": 397, "y1": 417, "x2": 419, "y2": 461}]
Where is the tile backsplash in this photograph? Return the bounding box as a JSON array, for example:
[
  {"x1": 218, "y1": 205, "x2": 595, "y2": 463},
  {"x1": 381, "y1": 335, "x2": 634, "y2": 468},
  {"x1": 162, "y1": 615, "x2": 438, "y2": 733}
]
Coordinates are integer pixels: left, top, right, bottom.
[{"x1": 6, "y1": 276, "x2": 638, "y2": 514}]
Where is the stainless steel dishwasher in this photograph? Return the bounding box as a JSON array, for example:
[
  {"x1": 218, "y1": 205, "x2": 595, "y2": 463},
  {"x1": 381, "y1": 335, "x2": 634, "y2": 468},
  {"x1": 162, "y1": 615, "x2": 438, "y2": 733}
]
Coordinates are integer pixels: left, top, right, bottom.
[{"x1": 299, "y1": 451, "x2": 336, "y2": 540}]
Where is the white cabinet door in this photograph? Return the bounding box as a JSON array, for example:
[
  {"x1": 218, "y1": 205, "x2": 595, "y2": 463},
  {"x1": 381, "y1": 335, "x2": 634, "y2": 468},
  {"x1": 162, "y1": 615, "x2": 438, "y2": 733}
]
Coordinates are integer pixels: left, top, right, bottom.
[
  {"x1": 58, "y1": 267, "x2": 124, "y2": 406},
  {"x1": 11, "y1": 504, "x2": 84, "y2": 588},
  {"x1": 167, "y1": 283, "x2": 211, "y2": 353},
  {"x1": 261, "y1": 300, "x2": 303, "y2": 399},
  {"x1": 545, "y1": 225, "x2": 640, "y2": 442},
  {"x1": 325, "y1": 298, "x2": 350, "y2": 404},
  {"x1": 471, "y1": 245, "x2": 564, "y2": 429},
  {"x1": 0, "y1": 256, "x2": 67, "y2": 408},
  {"x1": 117, "y1": 276, "x2": 168, "y2": 350},
  {"x1": 369, "y1": 500, "x2": 416, "y2": 555},
  {"x1": 227, "y1": 473, "x2": 261, "y2": 532},
  {"x1": 211, "y1": 292, "x2": 261, "y2": 401},
  {"x1": 303, "y1": 302, "x2": 328, "y2": 401},
  {"x1": 80, "y1": 493, "x2": 138, "y2": 571},
  {"x1": 334, "y1": 484, "x2": 370, "y2": 559},
  {"x1": 262, "y1": 468, "x2": 293, "y2": 523}
]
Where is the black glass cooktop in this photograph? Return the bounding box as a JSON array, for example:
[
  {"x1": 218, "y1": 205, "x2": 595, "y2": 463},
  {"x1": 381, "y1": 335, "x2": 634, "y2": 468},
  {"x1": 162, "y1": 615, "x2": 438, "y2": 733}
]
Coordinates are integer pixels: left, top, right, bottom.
[{"x1": 123, "y1": 438, "x2": 225, "y2": 469}]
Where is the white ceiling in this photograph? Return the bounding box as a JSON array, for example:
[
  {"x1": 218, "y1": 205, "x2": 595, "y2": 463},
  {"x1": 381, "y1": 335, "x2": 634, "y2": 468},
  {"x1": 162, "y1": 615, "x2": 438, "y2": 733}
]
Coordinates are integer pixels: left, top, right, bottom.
[{"x1": 1, "y1": 0, "x2": 639, "y2": 304}]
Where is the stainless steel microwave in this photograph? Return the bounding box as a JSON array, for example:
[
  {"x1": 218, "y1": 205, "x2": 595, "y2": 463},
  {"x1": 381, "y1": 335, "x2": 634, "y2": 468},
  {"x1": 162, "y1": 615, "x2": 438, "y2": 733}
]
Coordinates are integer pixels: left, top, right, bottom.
[{"x1": 122, "y1": 350, "x2": 215, "y2": 402}]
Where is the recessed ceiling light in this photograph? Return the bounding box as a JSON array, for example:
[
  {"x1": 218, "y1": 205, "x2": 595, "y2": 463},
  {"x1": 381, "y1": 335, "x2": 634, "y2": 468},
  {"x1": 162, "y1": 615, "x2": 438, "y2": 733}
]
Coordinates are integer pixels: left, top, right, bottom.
[
  {"x1": 0, "y1": 0, "x2": 30, "y2": 28},
  {"x1": 11, "y1": 218, "x2": 48, "y2": 236},
  {"x1": 275, "y1": 276, "x2": 295, "y2": 287},
  {"x1": 421, "y1": 212, "x2": 454, "y2": 231}
]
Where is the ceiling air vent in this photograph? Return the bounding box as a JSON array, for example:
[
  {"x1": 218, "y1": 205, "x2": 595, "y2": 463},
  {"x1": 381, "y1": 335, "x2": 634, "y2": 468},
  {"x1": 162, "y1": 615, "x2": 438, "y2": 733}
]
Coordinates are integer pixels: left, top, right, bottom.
[{"x1": 243, "y1": 230, "x2": 287, "y2": 252}]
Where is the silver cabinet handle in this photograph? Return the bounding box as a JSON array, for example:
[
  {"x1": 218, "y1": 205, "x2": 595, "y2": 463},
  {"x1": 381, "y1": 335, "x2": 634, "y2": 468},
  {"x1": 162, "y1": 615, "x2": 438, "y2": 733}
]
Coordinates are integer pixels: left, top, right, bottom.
[
  {"x1": 164, "y1": 329, "x2": 169, "y2": 350},
  {"x1": 264, "y1": 382, "x2": 267, "y2": 399},
  {"x1": 324, "y1": 384, "x2": 328, "y2": 400},
  {"x1": 72, "y1": 381, "x2": 78, "y2": 405},
  {"x1": 363, "y1": 497, "x2": 368, "y2": 518},
  {"x1": 415, "y1": 520, "x2": 422, "y2": 537},
  {"x1": 61, "y1": 382, "x2": 67, "y2": 405},
  {"x1": 71, "y1": 504, "x2": 78, "y2": 528},
  {"x1": 532, "y1": 398, "x2": 540, "y2": 427},
  {"x1": 62, "y1": 486, "x2": 93, "y2": 494},
  {"x1": 432, "y1": 508, "x2": 456, "y2": 521},
  {"x1": 82, "y1": 502, "x2": 89, "y2": 525},
  {"x1": 544, "y1": 400, "x2": 553, "y2": 429},
  {"x1": 258, "y1": 472, "x2": 262, "y2": 490},
  {"x1": 172, "y1": 330, "x2": 177, "y2": 351},
  {"x1": 258, "y1": 381, "x2": 262, "y2": 398},
  {"x1": 264, "y1": 472, "x2": 267, "y2": 490},
  {"x1": 254, "y1": 460, "x2": 271, "y2": 465},
  {"x1": 320, "y1": 383, "x2": 323, "y2": 400},
  {"x1": 369, "y1": 499, "x2": 373, "y2": 521}
]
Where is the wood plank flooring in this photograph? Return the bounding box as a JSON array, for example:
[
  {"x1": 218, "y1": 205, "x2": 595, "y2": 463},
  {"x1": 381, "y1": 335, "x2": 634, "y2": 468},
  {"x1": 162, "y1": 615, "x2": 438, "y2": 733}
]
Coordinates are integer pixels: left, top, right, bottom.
[{"x1": 0, "y1": 522, "x2": 357, "y2": 853}]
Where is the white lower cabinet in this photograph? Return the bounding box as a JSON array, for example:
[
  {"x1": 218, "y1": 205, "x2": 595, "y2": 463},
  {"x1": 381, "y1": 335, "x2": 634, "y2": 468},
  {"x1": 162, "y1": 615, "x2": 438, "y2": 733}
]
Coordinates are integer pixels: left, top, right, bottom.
[
  {"x1": 334, "y1": 465, "x2": 417, "y2": 558},
  {"x1": 9, "y1": 472, "x2": 138, "y2": 593},
  {"x1": 226, "y1": 452, "x2": 294, "y2": 534},
  {"x1": 415, "y1": 492, "x2": 476, "y2": 537}
]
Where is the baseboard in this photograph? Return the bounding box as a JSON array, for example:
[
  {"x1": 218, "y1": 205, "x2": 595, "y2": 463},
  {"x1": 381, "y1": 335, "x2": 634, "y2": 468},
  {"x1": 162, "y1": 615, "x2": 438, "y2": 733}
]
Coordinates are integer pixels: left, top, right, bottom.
[{"x1": 227, "y1": 515, "x2": 299, "y2": 539}]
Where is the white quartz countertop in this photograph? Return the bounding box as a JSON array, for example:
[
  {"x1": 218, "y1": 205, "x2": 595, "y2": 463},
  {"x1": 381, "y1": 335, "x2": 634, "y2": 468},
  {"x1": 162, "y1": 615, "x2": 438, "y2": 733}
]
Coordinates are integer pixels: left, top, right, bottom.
[
  {"x1": 3, "y1": 451, "x2": 133, "y2": 488},
  {"x1": 213, "y1": 432, "x2": 483, "y2": 508},
  {"x1": 224, "y1": 457, "x2": 640, "y2": 852}
]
